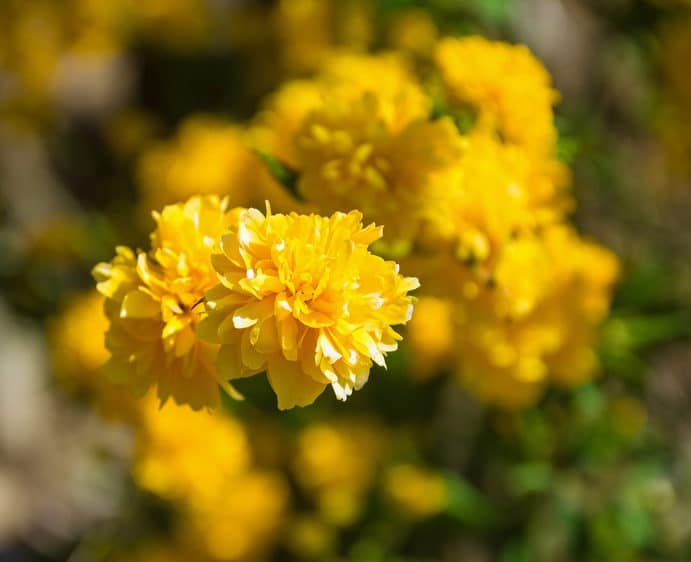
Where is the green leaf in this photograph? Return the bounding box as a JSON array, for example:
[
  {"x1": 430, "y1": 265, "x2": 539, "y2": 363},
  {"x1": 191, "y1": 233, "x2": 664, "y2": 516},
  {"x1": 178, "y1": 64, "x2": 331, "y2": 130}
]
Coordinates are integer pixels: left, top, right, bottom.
[
  {"x1": 508, "y1": 463, "x2": 553, "y2": 495},
  {"x1": 254, "y1": 150, "x2": 302, "y2": 201},
  {"x1": 444, "y1": 472, "x2": 495, "y2": 527}
]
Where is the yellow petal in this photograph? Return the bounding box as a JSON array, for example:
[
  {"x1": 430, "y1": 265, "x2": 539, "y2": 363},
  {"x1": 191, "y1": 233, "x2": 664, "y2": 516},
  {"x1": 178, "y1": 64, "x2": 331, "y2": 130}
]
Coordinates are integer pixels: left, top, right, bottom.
[
  {"x1": 217, "y1": 343, "x2": 256, "y2": 380},
  {"x1": 196, "y1": 313, "x2": 224, "y2": 343},
  {"x1": 251, "y1": 319, "x2": 280, "y2": 355},
  {"x1": 317, "y1": 331, "x2": 342, "y2": 364},
  {"x1": 279, "y1": 315, "x2": 299, "y2": 361},
  {"x1": 233, "y1": 298, "x2": 274, "y2": 329},
  {"x1": 120, "y1": 290, "x2": 160, "y2": 319},
  {"x1": 174, "y1": 325, "x2": 197, "y2": 358},
  {"x1": 241, "y1": 330, "x2": 268, "y2": 371},
  {"x1": 266, "y1": 357, "x2": 326, "y2": 410},
  {"x1": 162, "y1": 315, "x2": 188, "y2": 339}
]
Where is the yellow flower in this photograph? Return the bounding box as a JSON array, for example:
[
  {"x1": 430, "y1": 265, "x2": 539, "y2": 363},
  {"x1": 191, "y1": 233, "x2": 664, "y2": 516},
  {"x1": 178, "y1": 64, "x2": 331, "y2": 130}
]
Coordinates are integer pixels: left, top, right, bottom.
[
  {"x1": 319, "y1": 53, "x2": 430, "y2": 126},
  {"x1": 275, "y1": 0, "x2": 334, "y2": 74},
  {"x1": 137, "y1": 116, "x2": 258, "y2": 215},
  {"x1": 411, "y1": 226, "x2": 618, "y2": 409},
  {"x1": 133, "y1": 398, "x2": 289, "y2": 561},
  {"x1": 183, "y1": 470, "x2": 288, "y2": 561},
  {"x1": 248, "y1": 80, "x2": 325, "y2": 213},
  {"x1": 293, "y1": 420, "x2": 384, "y2": 526},
  {"x1": 439, "y1": 131, "x2": 571, "y2": 270},
  {"x1": 435, "y1": 36, "x2": 559, "y2": 155},
  {"x1": 383, "y1": 464, "x2": 447, "y2": 519},
  {"x1": 386, "y1": 9, "x2": 438, "y2": 56},
  {"x1": 274, "y1": 0, "x2": 373, "y2": 74},
  {"x1": 461, "y1": 228, "x2": 618, "y2": 408},
  {"x1": 250, "y1": 80, "x2": 325, "y2": 169},
  {"x1": 199, "y1": 206, "x2": 419, "y2": 410},
  {"x1": 250, "y1": 53, "x2": 456, "y2": 244},
  {"x1": 405, "y1": 296, "x2": 454, "y2": 379},
  {"x1": 93, "y1": 195, "x2": 238, "y2": 410},
  {"x1": 48, "y1": 291, "x2": 137, "y2": 421},
  {"x1": 295, "y1": 94, "x2": 461, "y2": 248},
  {"x1": 133, "y1": 396, "x2": 251, "y2": 502},
  {"x1": 1, "y1": 2, "x2": 64, "y2": 117},
  {"x1": 541, "y1": 227, "x2": 620, "y2": 388}
]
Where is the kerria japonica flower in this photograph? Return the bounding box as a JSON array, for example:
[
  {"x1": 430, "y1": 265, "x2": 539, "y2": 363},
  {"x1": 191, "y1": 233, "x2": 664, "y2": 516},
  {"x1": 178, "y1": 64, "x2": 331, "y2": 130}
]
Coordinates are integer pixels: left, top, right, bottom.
[
  {"x1": 198, "y1": 205, "x2": 419, "y2": 410},
  {"x1": 92, "y1": 195, "x2": 240, "y2": 410}
]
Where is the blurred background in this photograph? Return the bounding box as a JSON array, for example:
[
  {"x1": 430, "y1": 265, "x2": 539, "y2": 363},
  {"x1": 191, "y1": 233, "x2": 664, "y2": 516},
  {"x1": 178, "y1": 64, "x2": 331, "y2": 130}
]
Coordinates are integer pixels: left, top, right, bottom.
[{"x1": 1, "y1": 0, "x2": 691, "y2": 561}]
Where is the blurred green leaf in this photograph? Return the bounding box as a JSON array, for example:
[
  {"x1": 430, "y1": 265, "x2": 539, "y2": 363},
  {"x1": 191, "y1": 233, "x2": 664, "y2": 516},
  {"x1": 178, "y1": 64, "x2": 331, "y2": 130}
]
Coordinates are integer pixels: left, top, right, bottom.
[
  {"x1": 444, "y1": 472, "x2": 495, "y2": 528},
  {"x1": 254, "y1": 150, "x2": 302, "y2": 201},
  {"x1": 508, "y1": 463, "x2": 553, "y2": 495},
  {"x1": 500, "y1": 541, "x2": 531, "y2": 562},
  {"x1": 557, "y1": 136, "x2": 581, "y2": 164},
  {"x1": 471, "y1": 0, "x2": 510, "y2": 25}
]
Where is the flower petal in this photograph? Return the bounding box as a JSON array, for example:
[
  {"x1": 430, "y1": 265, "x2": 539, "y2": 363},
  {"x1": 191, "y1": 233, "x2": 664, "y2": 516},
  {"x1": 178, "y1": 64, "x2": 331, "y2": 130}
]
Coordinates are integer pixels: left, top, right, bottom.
[
  {"x1": 121, "y1": 290, "x2": 160, "y2": 319},
  {"x1": 266, "y1": 357, "x2": 326, "y2": 410},
  {"x1": 233, "y1": 298, "x2": 274, "y2": 329}
]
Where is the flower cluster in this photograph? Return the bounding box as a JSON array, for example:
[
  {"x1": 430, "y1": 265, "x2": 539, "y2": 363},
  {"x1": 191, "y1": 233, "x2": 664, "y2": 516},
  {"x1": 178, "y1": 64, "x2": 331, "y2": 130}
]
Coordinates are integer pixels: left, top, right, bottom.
[
  {"x1": 409, "y1": 226, "x2": 619, "y2": 408},
  {"x1": 94, "y1": 195, "x2": 418, "y2": 410},
  {"x1": 244, "y1": 35, "x2": 618, "y2": 408},
  {"x1": 89, "y1": 30, "x2": 617, "y2": 413}
]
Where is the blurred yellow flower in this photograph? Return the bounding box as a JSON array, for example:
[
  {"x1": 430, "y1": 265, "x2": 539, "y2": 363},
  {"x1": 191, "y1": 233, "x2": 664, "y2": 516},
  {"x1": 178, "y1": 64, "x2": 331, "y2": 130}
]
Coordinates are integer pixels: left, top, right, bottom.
[
  {"x1": 183, "y1": 470, "x2": 288, "y2": 561},
  {"x1": 137, "y1": 117, "x2": 259, "y2": 217},
  {"x1": 435, "y1": 36, "x2": 559, "y2": 155},
  {"x1": 275, "y1": 0, "x2": 333, "y2": 74},
  {"x1": 248, "y1": 80, "x2": 325, "y2": 213},
  {"x1": 294, "y1": 420, "x2": 384, "y2": 526},
  {"x1": 541, "y1": 227, "x2": 621, "y2": 388},
  {"x1": 0, "y1": 2, "x2": 64, "y2": 118},
  {"x1": 383, "y1": 464, "x2": 447, "y2": 519},
  {"x1": 320, "y1": 53, "x2": 430, "y2": 129},
  {"x1": 386, "y1": 9, "x2": 438, "y2": 55},
  {"x1": 93, "y1": 195, "x2": 238, "y2": 410},
  {"x1": 458, "y1": 228, "x2": 618, "y2": 408},
  {"x1": 133, "y1": 397, "x2": 251, "y2": 502},
  {"x1": 250, "y1": 80, "x2": 325, "y2": 169},
  {"x1": 199, "y1": 206, "x2": 419, "y2": 409},
  {"x1": 48, "y1": 291, "x2": 137, "y2": 421},
  {"x1": 295, "y1": 91, "x2": 461, "y2": 247},
  {"x1": 250, "y1": 53, "x2": 463, "y2": 245},
  {"x1": 405, "y1": 296, "x2": 454, "y2": 379},
  {"x1": 413, "y1": 226, "x2": 618, "y2": 409},
  {"x1": 439, "y1": 131, "x2": 571, "y2": 270},
  {"x1": 274, "y1": 0, "x2": 373, "y2": 74},
  {"x1": 133, "y1": 398, "x2": 289, "y2": 561}
]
